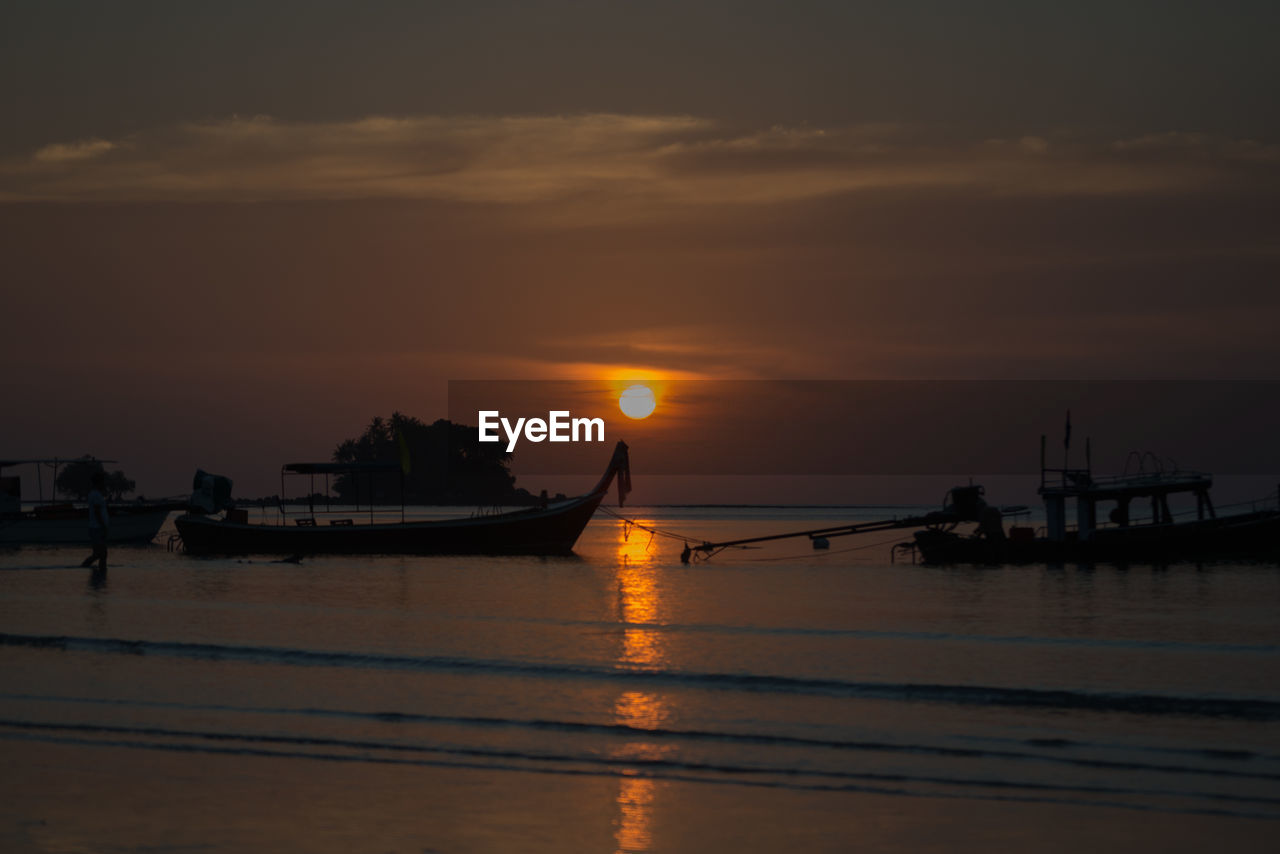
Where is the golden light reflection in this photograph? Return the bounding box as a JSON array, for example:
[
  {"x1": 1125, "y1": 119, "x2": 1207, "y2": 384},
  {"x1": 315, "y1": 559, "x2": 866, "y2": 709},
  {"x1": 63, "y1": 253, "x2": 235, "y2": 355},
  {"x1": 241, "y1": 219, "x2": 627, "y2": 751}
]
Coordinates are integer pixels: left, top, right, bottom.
[
  {"x1": 612, "y1": 522, "x2": 672, "y2": 853},
  {"x1": 615, "y1": 519, "x2": 663, "y2": 571},
  {"x1": 615, "y1": 774, "x2": 657, "y2": 854},
  {"x1": 614, "y1": 690, "x2": 670, "y2": 732},
  {"x1": 612, "y1": 692, "x2": 671, "y2": 853},
  {"x1": 615, "y1": 520, "x2": 665, "y2": 669},
  {"x1": 621, "y1": 626, "x2": 661, "y2": 669}
]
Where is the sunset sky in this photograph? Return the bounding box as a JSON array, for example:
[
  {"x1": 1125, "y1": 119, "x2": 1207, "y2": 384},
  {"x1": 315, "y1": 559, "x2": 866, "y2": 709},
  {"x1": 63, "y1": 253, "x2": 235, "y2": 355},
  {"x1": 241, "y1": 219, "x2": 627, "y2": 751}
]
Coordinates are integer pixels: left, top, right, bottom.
[{"x1": 3, "y1": 1, "x2": 1278, "y2": 499}]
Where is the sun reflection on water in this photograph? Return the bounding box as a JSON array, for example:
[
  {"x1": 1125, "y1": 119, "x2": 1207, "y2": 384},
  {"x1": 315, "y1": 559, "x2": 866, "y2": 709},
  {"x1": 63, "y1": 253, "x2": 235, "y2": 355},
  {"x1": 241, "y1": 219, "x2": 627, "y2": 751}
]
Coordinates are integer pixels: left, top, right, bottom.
[
  {"x1": 612, "y1": 520, "x2": 671, "y2": 854},
  {"x1": 614, "y1": 520, "x2": 663, "y2": 568},
  {"x1": 615, "y1": 773, "x2": 657, "y2": 854},
  {"x1": 614, "y1": 689, "x2": 669, "y2": 731},
  {"x1": 615, "y1": 519, "x2": 665, "y2": 672}
]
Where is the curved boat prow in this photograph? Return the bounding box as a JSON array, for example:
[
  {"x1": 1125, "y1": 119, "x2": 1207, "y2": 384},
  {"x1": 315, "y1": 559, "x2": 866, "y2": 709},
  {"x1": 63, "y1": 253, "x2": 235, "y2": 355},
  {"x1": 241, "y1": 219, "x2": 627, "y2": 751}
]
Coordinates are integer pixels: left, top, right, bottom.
[
  {"x1": 175, "y1": 441, "x2": 636, "y2": 556},
  {"x1": 588, "y1": 441, "x2": 631, "y2": 506}
]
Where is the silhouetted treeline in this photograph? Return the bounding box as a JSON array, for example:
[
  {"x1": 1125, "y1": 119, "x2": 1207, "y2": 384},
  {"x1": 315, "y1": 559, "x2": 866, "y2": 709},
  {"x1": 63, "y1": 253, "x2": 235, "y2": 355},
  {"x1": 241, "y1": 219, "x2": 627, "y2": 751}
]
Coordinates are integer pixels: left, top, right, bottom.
[
  {"x1": 55, "y1": 458, "x2": 136, "y2": 501},
  {"x1": 332, "y1": 413, "x2": 540, "y2": 505}
]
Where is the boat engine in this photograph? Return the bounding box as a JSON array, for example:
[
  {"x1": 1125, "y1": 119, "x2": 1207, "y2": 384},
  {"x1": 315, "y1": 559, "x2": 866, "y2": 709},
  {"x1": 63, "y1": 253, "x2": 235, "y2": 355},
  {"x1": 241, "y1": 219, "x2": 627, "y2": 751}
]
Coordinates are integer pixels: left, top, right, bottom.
[
  {"x1": 189, "y1": 469, "x2": 234, "y2": 514},
  {"x1": 944, "y1": 484, "x2": 988, "y2": 522}
]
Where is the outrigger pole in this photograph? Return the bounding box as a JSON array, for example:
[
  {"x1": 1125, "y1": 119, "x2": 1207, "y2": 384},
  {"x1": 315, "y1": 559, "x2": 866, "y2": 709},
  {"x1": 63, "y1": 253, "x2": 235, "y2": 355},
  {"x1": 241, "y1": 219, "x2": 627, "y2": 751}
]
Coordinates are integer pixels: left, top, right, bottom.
[
  {"x1": 679, "y1": 511, "x2": 957, "y2": 564},
  {"x1": 676, "y1": 482, "x2": 1031, "y2": 563}
]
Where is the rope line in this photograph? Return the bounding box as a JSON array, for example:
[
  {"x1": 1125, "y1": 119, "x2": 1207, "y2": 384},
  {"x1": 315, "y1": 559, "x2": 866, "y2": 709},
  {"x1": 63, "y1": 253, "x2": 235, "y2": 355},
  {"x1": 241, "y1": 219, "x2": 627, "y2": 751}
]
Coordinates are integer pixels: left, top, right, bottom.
[
  {"x1": 599, "y1": 485, "x2": 1280, "y2": 564},
  {"x1": 598, "y1": 506, "x2": 911, "y2": 563},
  {"x1": 737, "y1": 533, "x2": 912, "y2": 563},
  {"x1": 599, "y1": 507, "x2": 703, "y2": 546}
]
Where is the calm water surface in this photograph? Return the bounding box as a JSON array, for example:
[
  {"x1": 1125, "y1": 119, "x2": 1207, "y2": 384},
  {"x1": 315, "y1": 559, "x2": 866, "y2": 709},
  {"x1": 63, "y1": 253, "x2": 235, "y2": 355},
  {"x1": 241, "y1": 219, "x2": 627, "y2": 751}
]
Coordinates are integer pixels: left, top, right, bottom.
[{"x1": 1, "y1": 507, "x2": 1278, "y2": 852}]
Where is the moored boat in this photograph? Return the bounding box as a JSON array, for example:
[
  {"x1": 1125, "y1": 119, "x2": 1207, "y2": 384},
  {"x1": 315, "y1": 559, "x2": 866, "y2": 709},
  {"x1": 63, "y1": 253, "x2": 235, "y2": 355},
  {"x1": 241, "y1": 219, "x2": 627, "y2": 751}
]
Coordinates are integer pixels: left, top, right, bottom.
[
  {"x1": 0, "y1": 458, "x2": 182, "y2": 546},
  {"x1": 912, "y1": 438, "x2": 1280, "y2": 564},
  {"x1": 174, "y1": 442, "x2": 631, "y2": 556}
]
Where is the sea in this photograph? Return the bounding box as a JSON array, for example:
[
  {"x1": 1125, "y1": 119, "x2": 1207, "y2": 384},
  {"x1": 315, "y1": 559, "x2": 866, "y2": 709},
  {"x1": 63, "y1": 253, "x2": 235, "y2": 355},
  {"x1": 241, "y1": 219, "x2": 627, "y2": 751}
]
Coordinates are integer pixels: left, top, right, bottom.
[{"x1": 1, "y1": 506, "x2": 1278, "y2": 853}]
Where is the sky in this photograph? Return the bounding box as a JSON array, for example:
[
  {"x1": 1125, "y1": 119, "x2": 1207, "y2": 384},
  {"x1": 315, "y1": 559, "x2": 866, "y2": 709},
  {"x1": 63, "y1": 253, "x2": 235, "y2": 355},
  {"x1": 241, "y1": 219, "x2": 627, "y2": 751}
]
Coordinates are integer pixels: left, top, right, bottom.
[{"x1": 3, "y1": 1, "x2": 1278, "y2": 501}]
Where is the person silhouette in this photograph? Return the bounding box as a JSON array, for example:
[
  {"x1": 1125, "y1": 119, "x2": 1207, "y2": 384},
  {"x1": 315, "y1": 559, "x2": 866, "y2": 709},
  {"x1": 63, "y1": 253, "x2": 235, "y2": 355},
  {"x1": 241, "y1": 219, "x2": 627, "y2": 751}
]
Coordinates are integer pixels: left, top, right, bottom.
[{"x1": 80, "y1": 471, "x2": 109, "y2": 571}]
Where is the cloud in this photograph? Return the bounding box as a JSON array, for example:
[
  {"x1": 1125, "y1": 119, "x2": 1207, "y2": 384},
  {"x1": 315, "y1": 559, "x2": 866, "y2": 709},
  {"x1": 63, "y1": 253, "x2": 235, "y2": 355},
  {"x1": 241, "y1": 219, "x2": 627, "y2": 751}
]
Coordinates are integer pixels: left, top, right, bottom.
[
  {"x1": 524, "y1": 325, "x2": 827, "y2": 379},
  {"x1": 31, "y1": 138, "x2": 116, "y2": 163},
  {"x1": 4, "y1": 114, "x2": 708, "y2": 204},
  {"x1": 3, "y1": 115, "x2": 1277, "y2": 207}
]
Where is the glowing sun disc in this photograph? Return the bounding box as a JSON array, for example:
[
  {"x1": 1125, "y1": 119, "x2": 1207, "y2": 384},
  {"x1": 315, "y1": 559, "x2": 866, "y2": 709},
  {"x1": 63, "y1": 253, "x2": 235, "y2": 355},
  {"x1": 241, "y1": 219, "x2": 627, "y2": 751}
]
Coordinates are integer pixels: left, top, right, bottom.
[{"x1": 619, "y1": 385, "x2": 657, "y2": 419}]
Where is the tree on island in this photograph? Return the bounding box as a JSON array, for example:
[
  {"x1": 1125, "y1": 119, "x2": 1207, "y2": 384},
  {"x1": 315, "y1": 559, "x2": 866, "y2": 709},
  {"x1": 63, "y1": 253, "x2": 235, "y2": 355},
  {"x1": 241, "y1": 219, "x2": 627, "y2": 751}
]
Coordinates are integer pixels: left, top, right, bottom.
[
  {"x1": 54, "y1": 459, "x2": 136, "y2": 501},
  {"x1": 332, "y1": 413, "x2": 537, "y2": 505}
]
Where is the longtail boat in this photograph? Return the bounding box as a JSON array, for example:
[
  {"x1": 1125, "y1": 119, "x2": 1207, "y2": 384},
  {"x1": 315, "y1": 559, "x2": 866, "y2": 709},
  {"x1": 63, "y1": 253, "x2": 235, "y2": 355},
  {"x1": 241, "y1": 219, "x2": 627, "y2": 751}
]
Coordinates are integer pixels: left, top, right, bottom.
[{"x1": 174, "y1": 442, "x2": 630, "y2": 556}]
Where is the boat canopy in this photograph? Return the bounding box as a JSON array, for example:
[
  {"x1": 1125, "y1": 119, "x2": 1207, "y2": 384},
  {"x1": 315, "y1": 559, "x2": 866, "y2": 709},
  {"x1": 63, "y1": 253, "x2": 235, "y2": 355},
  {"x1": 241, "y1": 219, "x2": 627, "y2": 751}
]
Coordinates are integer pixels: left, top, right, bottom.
[{"x1": 280, "y1": 460, "x2": 406, "y2": 522}]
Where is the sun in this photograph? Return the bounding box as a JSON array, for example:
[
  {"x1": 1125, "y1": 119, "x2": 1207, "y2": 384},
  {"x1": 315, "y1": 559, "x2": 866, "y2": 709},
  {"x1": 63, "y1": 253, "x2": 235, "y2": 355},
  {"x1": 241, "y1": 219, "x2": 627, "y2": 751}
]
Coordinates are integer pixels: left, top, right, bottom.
[{"x1": 619, "y1": 384, "x2": 657, "y2": 419}]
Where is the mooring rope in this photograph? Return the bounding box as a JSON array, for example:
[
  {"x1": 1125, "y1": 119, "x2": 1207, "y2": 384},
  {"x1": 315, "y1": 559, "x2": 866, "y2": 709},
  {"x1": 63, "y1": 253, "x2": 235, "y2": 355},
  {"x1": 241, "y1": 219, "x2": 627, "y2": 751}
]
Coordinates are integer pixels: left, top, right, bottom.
[
  {"x1": 736, "y1": 533, "x2": 911, "y2": 563},
  {"x1": 598, "y1": 506, "x2": 704, "y2": 546},
  {"x1": 598, "y1": 506, "x2": 758, "y2": 562},
  {"x1": 597, "y1": 506, "x2": 907, "y2": 563}
]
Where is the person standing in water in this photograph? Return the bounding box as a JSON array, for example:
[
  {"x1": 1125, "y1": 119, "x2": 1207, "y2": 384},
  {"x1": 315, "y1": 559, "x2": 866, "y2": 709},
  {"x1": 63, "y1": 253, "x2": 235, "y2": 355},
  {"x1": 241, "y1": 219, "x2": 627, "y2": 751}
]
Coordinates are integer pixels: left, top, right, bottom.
[{"x1": 81, "y1": 471, "x2": 109, "y2": 571}]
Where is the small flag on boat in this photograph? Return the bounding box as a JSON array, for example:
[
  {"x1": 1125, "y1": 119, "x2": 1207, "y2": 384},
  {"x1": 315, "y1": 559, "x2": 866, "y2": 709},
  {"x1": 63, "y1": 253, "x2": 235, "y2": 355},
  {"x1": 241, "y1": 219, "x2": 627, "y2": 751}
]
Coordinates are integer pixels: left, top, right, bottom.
[
  {"x1": 613, "y1": 442, "x2": 632, "y2": 507},
  {"x1": 618, "y1": 463, "x2": 631, "y2": 507}
]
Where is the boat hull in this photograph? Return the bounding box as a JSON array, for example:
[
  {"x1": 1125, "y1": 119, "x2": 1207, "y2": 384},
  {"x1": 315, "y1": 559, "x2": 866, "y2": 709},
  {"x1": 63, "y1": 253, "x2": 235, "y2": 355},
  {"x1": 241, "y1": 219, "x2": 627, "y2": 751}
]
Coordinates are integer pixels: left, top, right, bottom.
[
  {"x1": 914, "y1": 510, "x2": 1280, "y2": 565},
  {"x1": 174, "y1": 493, "x2": 606, "y2": 556},
  {"x1": 0, "y1": 505, "x2": 180, "y2": 546}
]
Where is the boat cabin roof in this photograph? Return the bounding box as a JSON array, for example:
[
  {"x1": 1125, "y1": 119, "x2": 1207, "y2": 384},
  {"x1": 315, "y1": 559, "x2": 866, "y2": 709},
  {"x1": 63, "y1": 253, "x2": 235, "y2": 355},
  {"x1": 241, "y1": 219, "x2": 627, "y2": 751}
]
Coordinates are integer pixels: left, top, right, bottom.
[{"x1": 1040, "y1": 470, "x2": 1212, "y2": 500}]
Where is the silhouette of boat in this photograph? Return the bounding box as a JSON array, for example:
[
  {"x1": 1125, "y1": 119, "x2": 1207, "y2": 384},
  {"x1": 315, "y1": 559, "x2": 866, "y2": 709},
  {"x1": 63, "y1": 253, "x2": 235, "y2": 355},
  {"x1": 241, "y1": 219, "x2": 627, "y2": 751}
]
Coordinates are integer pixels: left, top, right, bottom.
[
  {"x1": 912, "y1": 437, "x2": 1280, "y2": 564},
  {"x1": 0, "y1": 458, "x2": 182, "y2": 546},
  {"x1": 174, "y1": 442, "x2": 631, "y2": 556}
]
